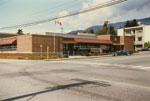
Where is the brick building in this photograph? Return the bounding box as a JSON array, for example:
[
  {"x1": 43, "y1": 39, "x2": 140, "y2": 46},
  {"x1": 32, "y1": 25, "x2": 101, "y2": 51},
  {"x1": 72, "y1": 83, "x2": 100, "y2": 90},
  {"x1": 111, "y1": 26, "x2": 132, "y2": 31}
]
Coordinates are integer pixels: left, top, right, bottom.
[
  {"x1": 97, "y1": 35, "x2": 134, "y2": 51},
  {"x1": 0, "y1": 33, "x2": 134, "y2": 59},
  {"x1": 0, "y1": 34, "x2": 63, "y2": 54}
]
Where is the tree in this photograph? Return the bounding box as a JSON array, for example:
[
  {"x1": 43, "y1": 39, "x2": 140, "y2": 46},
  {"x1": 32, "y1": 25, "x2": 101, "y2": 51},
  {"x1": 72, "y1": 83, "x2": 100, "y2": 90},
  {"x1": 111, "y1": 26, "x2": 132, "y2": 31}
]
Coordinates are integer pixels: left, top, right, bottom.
[
  {"x1": 96, "y1": 23, "x2": 116, "y2": 35},
  {"x1": 109, "y1": 25, "x2": 116, "y2": 35},
  {"x1": 132, "y1": 19, "x2": 139, "y2": 26},
  {"x1": 124, "y1": 19, "x2": 139, "y2": 28},
  {"x1": 96, "y1": 22, "x2": 108, "y2": 35},
  {"x1": 17, "y1": 29, "x2": 24, "y2": 35},
  {"x1": 144, "y1": 41, "x2": 150, "y2": 49},
  {"x1": 101, "y1": 22, "x2": 108, "y2": 35},
  {"x1": 96, "y1": 29, "x2": 101, "y2": 35},
  {"x1": 125, "y1": 21, "x2": 130, "y2": 27},
  {"x1": 84, "y1": 29, "x2": 94, "y2": 34}
]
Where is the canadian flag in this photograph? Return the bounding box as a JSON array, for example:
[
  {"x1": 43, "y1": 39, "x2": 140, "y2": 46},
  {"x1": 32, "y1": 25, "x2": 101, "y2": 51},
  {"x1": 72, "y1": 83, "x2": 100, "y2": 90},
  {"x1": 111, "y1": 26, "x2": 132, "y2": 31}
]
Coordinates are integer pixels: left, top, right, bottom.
[{"x1": 55, "y1": 20, "x2": 62, "y2": 26}]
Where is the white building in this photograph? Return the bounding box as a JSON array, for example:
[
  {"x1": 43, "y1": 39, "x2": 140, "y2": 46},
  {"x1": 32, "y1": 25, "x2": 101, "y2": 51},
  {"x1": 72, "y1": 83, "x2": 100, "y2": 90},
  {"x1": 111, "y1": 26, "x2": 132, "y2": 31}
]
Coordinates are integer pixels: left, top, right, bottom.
[{"x1": 118, "y1": 25, "x2": 150, "y2": 50}]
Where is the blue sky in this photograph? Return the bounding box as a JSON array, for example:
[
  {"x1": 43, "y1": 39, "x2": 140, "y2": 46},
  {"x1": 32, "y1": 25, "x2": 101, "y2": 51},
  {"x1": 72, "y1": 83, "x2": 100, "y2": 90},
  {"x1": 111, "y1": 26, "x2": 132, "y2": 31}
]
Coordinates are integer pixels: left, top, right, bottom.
[{"x1": 0, "y1": 0, "x2": 150, "y2": 33}]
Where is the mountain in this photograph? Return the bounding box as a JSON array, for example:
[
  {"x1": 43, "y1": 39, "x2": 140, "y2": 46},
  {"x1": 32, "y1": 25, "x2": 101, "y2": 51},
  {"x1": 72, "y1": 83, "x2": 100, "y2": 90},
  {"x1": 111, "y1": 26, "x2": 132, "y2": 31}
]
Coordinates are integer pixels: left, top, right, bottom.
[
  {"x1": 68, "y1": 17, "x2": 150, "y2": 34},
  {"x1": 68, "y1": 30, "x2": 83, "y2": 34}
]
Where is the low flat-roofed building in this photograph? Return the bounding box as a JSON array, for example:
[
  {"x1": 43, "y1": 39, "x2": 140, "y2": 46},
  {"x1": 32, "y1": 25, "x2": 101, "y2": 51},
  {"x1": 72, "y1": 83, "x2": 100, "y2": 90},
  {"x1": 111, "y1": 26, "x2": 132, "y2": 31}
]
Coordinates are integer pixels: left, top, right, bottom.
[{"x1": 0, "y1": 33, "x2": 134, "y2": 58}]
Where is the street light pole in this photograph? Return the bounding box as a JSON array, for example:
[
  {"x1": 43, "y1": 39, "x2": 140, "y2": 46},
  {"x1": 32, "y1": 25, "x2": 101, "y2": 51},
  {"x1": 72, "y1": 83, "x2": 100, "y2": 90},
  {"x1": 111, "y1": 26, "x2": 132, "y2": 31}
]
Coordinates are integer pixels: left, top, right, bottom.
[
  {"x1": 47, "y1": 46, "x2": 49, "y2": 59},
  {"x1": 40, "y1": 45, "x2": 43, "y2": 58}
]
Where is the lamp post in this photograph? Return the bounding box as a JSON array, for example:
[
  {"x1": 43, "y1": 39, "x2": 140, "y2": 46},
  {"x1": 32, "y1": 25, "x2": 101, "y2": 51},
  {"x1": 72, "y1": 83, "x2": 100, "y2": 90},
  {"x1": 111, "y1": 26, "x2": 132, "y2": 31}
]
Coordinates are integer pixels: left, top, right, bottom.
[
  {"x1": 40, "y1": 45, "x2": 43, "y2": 58},
  {"x1": 47, "y1": 46, "x2": 49, "y2": 59}
]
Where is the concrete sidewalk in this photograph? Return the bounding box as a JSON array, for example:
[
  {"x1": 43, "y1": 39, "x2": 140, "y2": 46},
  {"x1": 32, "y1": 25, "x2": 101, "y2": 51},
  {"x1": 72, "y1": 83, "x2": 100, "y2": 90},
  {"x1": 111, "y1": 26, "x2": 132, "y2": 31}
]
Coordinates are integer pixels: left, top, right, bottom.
[
  {"x1": 134, "y1": 51, "x2": 150, "y2": 55},
  {"x1": 66, "y1": 55, "x2": 112, "y2": 59}
]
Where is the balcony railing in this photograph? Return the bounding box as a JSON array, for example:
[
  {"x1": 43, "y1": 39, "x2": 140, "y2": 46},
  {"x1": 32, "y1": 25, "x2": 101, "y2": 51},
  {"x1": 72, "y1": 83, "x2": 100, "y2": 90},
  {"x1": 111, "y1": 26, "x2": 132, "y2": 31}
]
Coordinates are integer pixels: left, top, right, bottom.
[{"x1": 134, "y1": 41, "x2": 143, "y2": 45}]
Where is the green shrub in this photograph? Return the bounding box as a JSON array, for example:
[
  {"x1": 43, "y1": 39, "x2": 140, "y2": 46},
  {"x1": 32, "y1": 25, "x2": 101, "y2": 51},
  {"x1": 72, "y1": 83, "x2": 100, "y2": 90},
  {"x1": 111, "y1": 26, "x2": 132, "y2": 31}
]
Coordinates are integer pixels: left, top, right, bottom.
[
  {"x1": 63, "y1": 54, "x2": 69, "y2": 58},
  {"x1": 18, "y1": 57, "x2": 24, "y2": 60},
  {"x1": 89, "y1": 53, "x2": 95, "y2": 56},
  {"x1": 106, "y1": 52, "x2": 112, "y2": 55},
  {"x1": 49, "y1": 57, "x2": 57, "y2": 59},
  {"x1": 86, "y1": 53, "x2": 91, "y2": 56},
  {"x1": 81, "y1": 53, "x2": 87, "y2": 56}
]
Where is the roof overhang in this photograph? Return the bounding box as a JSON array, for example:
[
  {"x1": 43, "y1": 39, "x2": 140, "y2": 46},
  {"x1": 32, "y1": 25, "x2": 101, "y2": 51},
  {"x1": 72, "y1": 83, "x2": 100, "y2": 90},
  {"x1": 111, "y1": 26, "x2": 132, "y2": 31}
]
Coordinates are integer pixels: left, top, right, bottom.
[
  {"x1": 74, "y1": 38, "x2": 113, "y2": 44},
  {"x1": 0, "y1": 38, "x2": 17, "y2": 45}
]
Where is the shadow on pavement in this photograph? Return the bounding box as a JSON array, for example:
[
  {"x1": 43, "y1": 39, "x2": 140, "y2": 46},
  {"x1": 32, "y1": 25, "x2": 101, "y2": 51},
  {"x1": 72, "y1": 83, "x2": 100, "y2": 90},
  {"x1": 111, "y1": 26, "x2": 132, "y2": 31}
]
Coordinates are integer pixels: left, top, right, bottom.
[{"x1": 1, "y1": 79, "x2": 111, "y2": 101}]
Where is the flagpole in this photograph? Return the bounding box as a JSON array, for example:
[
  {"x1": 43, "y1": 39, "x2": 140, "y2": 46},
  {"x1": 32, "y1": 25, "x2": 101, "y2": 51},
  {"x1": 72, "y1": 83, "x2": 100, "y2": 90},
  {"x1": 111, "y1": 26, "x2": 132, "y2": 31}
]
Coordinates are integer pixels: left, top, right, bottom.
[
  {"x1": 54, "y1": 20, "x2": 62, "y2": 53},
  {"x1": 61, "y1": 28, "x2": 63, "y2": 33},
  {"x1": 54, "y1": 32, "x2": 55, "y2": 53}
]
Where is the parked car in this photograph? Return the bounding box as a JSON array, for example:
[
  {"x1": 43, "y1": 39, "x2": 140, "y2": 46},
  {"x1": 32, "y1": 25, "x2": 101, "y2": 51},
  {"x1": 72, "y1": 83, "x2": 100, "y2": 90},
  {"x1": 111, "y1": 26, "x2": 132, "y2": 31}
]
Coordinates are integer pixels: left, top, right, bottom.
[{"x1": 112, "y1": 50, "x2": 133, "y2": 56}]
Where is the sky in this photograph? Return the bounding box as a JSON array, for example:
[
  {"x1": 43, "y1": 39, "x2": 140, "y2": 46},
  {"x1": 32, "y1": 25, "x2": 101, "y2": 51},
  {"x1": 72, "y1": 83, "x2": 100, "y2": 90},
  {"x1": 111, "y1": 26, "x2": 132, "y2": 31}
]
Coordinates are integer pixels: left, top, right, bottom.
[{"x1": 0, "y1": 0, "x2": 150, "y2": 34}]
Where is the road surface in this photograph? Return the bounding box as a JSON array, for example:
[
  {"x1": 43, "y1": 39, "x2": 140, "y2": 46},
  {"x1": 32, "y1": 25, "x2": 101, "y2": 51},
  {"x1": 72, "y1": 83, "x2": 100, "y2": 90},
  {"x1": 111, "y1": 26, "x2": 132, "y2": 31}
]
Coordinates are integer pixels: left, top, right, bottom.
[{"x1": 0, "y1": 54, "x2": 150, "y2": 101}]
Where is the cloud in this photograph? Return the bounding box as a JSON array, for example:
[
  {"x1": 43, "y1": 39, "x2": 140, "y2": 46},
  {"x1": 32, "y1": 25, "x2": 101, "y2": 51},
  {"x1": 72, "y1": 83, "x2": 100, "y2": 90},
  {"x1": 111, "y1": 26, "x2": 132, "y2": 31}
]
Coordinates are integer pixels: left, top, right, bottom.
[
  {"x1": 0, "y1": 0, "x2": 149, "y2": 33},
  {"x1": 59, "y1": 0, "x2": 150, "y2": 31}
]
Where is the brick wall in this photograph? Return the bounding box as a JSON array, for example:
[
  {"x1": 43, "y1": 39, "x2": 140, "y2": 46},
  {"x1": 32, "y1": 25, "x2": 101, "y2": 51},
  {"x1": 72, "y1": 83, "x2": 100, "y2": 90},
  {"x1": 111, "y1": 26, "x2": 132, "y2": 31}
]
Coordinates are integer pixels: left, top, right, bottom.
[
  {"x1": 32, "y1": 35, "x2": 63, "y2": 53},
  {"x1": 17, "y1": 34, "x2": 63, "y2": 53},
  {"x1": 124, "y1": 36, "x2": 134, "y2": 51},
  {"x1": 97, "y1": 35, "x2": 134, "y2": 51},
  {"x1": 120, "y1": 36, "x2": 125, "y2": 45},
  {"x1": 0, "y1": 53, "x2": 62, "y2": 59},
  {"x1": 17, "y1": 35, "x2": 33, "y2": 53},
  {"x1": 110, "y1": 36, "x2": 120, "y2": 44}
]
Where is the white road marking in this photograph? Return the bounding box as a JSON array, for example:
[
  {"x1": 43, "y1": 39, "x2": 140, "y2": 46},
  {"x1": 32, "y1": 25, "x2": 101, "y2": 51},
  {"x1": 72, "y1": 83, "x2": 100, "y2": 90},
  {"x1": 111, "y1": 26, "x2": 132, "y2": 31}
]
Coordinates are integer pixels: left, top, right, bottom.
[
  {"x1": 88, "y1": 78, "x2": 150, "y2": 90},
  {"x1": 52, "y1": 61, "x2": 150, "y2": 70}
]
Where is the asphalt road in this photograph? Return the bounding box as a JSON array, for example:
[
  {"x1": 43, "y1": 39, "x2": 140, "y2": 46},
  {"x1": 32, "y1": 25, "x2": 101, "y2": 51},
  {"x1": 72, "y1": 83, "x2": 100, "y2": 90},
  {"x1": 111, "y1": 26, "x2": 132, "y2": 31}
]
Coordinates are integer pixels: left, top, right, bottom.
[{"x1": 0, "y1": 54, "x2": 150, "y2": 101}]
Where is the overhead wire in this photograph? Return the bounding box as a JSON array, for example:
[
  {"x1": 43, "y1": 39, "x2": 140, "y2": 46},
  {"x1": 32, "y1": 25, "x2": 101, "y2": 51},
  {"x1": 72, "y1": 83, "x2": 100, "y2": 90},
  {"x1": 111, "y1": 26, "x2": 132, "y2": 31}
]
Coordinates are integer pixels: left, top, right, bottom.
[
  {"x1": 7, "y1": 0, "x2": 85, "y2": 25},
  {"x1": 0, "y1": 0, "x2": 127, "y2": 30}
]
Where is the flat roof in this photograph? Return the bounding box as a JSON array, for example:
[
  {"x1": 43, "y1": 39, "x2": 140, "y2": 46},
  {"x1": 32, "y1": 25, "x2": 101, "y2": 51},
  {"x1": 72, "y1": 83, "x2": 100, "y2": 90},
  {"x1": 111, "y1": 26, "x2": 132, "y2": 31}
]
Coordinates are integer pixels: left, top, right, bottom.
[
  {"x1": 45, "y1": 32, "x2": 97, "y2": 39},
  {"x1": 120, "y1": 25, "x2": 150, "y2": 30},
  {"x1": 0, "y1": 32, "x2": 18, "y2": 38}
]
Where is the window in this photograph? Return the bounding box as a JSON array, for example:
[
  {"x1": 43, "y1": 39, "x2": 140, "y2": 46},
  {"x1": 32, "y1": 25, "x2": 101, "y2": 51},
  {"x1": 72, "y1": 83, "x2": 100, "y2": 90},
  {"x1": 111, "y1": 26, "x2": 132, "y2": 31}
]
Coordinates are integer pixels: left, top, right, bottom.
[
  {"x1": 0, "y1": 44, "x2": 17, "y2": 50},
  {"x1": 138, "y1": 37, "x2": 142, "y2": 41}
]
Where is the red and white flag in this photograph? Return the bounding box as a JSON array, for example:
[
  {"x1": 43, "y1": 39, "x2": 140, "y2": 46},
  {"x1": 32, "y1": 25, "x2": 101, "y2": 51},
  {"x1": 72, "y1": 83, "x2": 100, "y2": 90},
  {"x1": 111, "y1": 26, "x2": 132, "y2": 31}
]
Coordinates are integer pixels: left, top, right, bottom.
[{"x1": 55, "y1": 20, "x2": 62, "y2": 26}]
